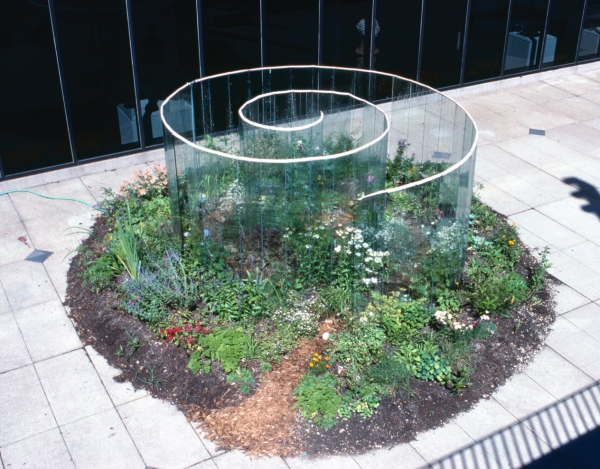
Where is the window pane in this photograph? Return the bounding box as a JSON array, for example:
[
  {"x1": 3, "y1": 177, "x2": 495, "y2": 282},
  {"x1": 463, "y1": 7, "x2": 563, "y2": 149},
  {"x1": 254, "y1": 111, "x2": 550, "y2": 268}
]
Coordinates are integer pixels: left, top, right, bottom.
[
  {"x1": 420, "y1": 0, "x2": 468, "y2": 88},
  {"x1": 374, "y1": 0, "x2": 421, "y2": 80},
  {"x1": 263, "y1": 0, "x2": 319, "y2": 66},
  {"x1": 131, "y1": 0, "x2": 200, "y2": 146},
  {"x1": 577, "y1": 0, "x2": 600, "y2": 61},
  {"x1": 322, "y1": 0, "x2": 373, "y2": 69},
  {"x1": 464, "y1": 0, "x2": 510, "y2": 83},
  {"x1": 201, "y1": 0, "x2": 261, "y2": 76},
  {"x1": 504, "y1": 0, "x2": 550, "y2": 75},
  {"x1": 543, "y1": 0, "x2": 585, "y2": 67},
  {"x1": 54, "y1": 0, "x2": 140, "y2": 160},
  {"x1": 0, "y1": 0, "x2": 72, "y2": 176}
]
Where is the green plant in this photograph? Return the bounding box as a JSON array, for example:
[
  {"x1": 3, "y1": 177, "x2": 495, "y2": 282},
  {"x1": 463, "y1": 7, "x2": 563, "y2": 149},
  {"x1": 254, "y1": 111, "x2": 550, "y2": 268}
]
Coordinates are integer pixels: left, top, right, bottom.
[
  {"x1": 338, "y1": 389, "x2": 382, "y2": 420},
  {"x1": 125, "y1": 328, "x2": 143, "y2": 359},
  {"x1": 293, "y1": 373, "x2": 341, "y2": 428},
  {"x1": 199, "y1": 328, "x2": 250, "y2": 373},
  {"x1": 227, "y1": 368, "x2": 255, "y2": 393},
  {"x1": 115, "y1": 345, "x2": 125, "y2": 357},
  {"x1": 366, "y1": 354, "x2": 412, "y2": 399},
  {"x1": 137, "y1": 364, "x2": 167, "y2": 391},
  {"x1": 369, "y1": 294, "x2": 430, "y2": 346},
  {"x1": 445, "y1": 365, "x2": 473, "y2": 395},
  {"x1": 414, "y1": 351, "x2": 452, "y2": 382},
  {"x1": 114, "y1": 201, "x2": 142, "y2": 280},
  {"x1": 528, "y1": 247, "x2": 552, "y2": 299}
]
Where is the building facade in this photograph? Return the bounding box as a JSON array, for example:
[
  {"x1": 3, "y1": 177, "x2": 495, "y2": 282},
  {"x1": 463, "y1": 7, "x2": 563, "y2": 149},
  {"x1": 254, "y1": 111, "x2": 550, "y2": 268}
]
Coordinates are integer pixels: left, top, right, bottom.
[{"x1": 2, "y1": 0, "x2": 599, "y2": 180}]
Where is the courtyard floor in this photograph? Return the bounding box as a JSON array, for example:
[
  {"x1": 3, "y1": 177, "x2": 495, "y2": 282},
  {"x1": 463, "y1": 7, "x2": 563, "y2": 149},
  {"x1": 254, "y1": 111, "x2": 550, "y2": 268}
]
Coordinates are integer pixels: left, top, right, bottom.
[{"x1": 1, "y1": 65, "x2": 600, "y2": 469}]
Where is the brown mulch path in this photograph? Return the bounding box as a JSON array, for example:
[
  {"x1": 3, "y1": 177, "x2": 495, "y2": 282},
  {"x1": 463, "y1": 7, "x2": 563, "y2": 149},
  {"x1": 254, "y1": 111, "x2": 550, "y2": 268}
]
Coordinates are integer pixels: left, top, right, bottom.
[{"x1": 200, "y1": 320, "x2": 341, "y2": 457}]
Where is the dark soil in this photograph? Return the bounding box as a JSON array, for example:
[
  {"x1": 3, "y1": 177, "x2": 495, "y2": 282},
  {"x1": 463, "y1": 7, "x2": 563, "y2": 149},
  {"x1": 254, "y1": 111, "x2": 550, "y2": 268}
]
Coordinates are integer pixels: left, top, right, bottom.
[{"x1": 64, "y1": 215, "x2": 557, "y2": 457}]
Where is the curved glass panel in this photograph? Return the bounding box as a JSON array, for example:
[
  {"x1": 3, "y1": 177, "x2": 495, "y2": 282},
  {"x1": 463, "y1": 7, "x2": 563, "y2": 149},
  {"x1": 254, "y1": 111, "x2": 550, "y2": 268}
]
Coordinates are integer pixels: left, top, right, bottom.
[{"x1": 161, "y1": 66, "x2": 477, "y2": 307}]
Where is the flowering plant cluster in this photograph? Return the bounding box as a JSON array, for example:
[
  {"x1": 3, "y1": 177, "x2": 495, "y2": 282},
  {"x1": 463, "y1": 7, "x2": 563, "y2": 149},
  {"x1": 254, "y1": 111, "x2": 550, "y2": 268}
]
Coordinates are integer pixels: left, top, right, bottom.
[
  {"x1": 434, "y1": 310, "x2": 474, "y2": 331},
  {"x1": 308, "y1": 352, "x2": 331, "y2": 373},
  {"x1": 119, "y1": 164, "x2": 168, "y2": 200},
  {"x1": 156, "y1": 317, "x2": 211, "y2": 349}
]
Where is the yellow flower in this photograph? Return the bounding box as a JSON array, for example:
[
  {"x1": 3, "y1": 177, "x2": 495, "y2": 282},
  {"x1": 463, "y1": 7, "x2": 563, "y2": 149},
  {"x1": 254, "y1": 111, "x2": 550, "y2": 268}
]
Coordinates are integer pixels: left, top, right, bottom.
[
  {"x1": 502, "y1": 235, "x2": 506, "y2": 238},
  {"x1": 325, "y1": 364, "x2": 329, "y2": 369},
  {"x1": 309, "y1": 363, "x2": 314, "y2": 367},
  {"x1": 325, "y1": 357, "x2": 329, "y2": 361},
  {"x1": 109, "y1": 236, "x2": 113, "y2": 241}
]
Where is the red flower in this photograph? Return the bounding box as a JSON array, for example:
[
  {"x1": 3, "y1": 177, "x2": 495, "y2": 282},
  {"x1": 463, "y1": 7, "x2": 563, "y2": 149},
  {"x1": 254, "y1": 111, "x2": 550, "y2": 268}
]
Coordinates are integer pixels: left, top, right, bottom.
[{"x1": 184, "y1": 325, "x2": 192, "y2": 332}]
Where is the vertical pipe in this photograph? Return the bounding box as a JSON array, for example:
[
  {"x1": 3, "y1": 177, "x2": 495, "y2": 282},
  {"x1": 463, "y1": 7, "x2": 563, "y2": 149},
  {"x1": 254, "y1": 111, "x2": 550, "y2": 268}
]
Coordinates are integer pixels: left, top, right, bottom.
[
  {"x1": 500, "y1": 0, "x2": 514, "y2": 77},
  {"x1": 318, "y1": 0, "x2": 324, "y2": 65},
  {"x1": 125, "y1": 0, "x2": 146, "y2": 149},
  {"x1": 260, "y1": 0, "x2": 265, "y2": 67},
  {"x1": 417, "y1": 0, "x2": 427, "y2": 82},
  {"x1": 48, "y1": 0, "x2": 78, "y2": 165},
  {"x1": 196, "y1": 0, "x2": 205, "y2": 77},
  {"x1": 369, "y1": 0, "x2": 377, "y2": 71},
  {"x1": 575, "y1": 0, "x2": 590, "y2": 63},
  {"x1": 460, "y1": 0, "x2": 472, "y2": 85},
  {"x1": 539, "y1": 0, "x2": 553, "y2": 70},
  {"x1": 0, "y1": 151, "x2": 5, "y2": 179}
]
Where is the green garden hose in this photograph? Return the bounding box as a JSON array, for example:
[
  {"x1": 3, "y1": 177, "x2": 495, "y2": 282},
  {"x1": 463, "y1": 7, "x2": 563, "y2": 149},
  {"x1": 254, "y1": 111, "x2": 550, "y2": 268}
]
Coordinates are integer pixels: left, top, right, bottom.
[{"x1": 0, "y1": 189, "x2": 103, "y2": 211}]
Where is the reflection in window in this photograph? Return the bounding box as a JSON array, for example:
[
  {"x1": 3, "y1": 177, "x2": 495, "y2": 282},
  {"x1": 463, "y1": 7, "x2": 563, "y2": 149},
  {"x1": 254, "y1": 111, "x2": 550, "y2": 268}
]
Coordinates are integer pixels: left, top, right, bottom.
[
  {"x1": 578, "y1": 0, "x2": 600, "y2": 61},
  {"x1": 201, "y1": 0, "x2": 261, "y2": 76},
  {"x1": 464, "y1": 0, "x2": 510, "y2": 83},
  {"x1": 263, "y1": 0, "x2": 319, "y2": 66},
  {"x1": 131, "y1": 0, "x2": 199, "y2": 146},
  {"x1": 0, "y1": 0, "x2": 72, "y2": 176},
  {"x1": 322, "y1": 0, "x2": 373, "y2": 69},
  {"x1": 374, "y1": 0, "x2": 421, "y2": 79},
  {"x1": 543, "y1": 0, "x2": 586, "y2": 67},
  {"x1": 54, "y1": 0, "x2": 140, "y2": 159},
  {"x1": 420, "y1": 0, "x2": 468, "y2": 88},
  {"x1": 504, "y1": 0, "x2": 550, "y2": 75}
]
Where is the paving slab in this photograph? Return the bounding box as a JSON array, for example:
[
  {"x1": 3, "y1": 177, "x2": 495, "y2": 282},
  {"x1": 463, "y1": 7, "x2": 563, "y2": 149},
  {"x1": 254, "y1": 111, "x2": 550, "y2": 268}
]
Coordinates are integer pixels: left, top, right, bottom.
[
  {"x1": 61, "y1": 408, "x2": 145, "y2": 469},
  {"x1": 563, "y1": 384, "x2": 600, "y2": 428},
  {"x1": 44, "y1": 178, "x2": 99, "y2": 217},
  {"x1": 524, "y1": 346, "x2": 595, "y2": 400},
  {"x1": 85, "y1": 346, "x2": 148, "y2": 407},
  {"x1": 487, "y1": 173, "x2": 558, "y2": 207},
  {"x1": 0, "y1": 365, "x2": 56, "y2": 447},
  {"x1": 562, "y1": 241, "x2": 600, "y2": 276},
  {"x1": 0, "y1": 313, "x2": 32, "y2": 374},
  {"x1": 35, "y1": 349, "x2": 113, "y2": 426},
  {"x1": 351, "y1": 443, "x2": 427, "y2": 469},
  {"x1": 0, "y1": 428, "x2": 75, "y2": 469},
  {"x1": 0, "y1": 282, "x2": 10, "y2": 315},
  {"x1": 286, "y1": 454, "x2": 361, "y2": 469},
  {"x1": 546, "y1": 317, "x2": 600, "y2": 380},
  {"x1": 189, "y1": 460, "x2": 219, "y2": 469},
  {"x1": 79, "y1": 164, "x2": 150, "y2": 201},
  {"x1": 118, "y1": 396, "x2": 211, "y2": 469},
  {"x1": 191, "y1": 426, "x2": 226, "y2": 458},
  {"x1": 44, "y1": 248, "x2": 76, "y2": 302},
  {"x1": 510, "y1": 210, "x2": 585, "y2": 250},
  {"x1": 477, "y1": 182, "x2": 531, "y2": 216},
  {"x1": 408, "y1": 422, "x2": 478, "y2": 464},
  {"x1": 0, "y1": 195, "x2": 21, "y2": 228},
  {"x1": 547, "y1": 251, "x2": 600, "y2": 301},
  {"x1": 213, "y1": 451, "x2": 288, "y2": 469},
  {"x1": 551, "y1": 283, "x2": 593, "y2": 314},
  {"x1": 477, "y1": 144, "x2": 541, "y2": 177},
  {"x1": 562, "y1": 302, "x2": 600, "y2": 342},
  {"x1": 536, "y1": 199, "x2": 600, "y2": 241},
  {"x1": 492, "y1": 373, "x2": 558, "y2": 421},
  {"x1": 0, "y1": 261, "x2": 58, "y2": 311},
  {"x1": 8, "y1": 186, "x2": 67, "y2": 222},
  {"x1": 13, "y1": 299, "x2": 82, "y2": 363},
  {"x1": 473, "y1": 157, "x2": 509, "y2": 181},
  {"x1": 23, "y1": 215, "x2": 81, "y2": 252},
  {"x1": 0, "y1": 222, "x2": 34, "y2": 266}
]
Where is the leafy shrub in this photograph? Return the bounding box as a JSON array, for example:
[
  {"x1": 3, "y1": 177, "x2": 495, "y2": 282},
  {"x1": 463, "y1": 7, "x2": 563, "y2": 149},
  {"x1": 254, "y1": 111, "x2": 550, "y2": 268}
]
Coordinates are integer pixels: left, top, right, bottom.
[
  {"x1": 226, "y1": 368, "x2": 255, "y2": 393},
  {"x1": 331, "y1": 318, "x2": 385, "y2": 380},
  {"x1": 78, "y1": 247, "x2": 119, "y2": 292},
  {"x1": 338, "y1": 388, "x2": 382, "y2": 419},
  {"x1": 470, "y1": 269, "x2": 528, "y2": 314},
  {"x1": 293, "y1": 373, "x2": 341, "y2": 428},
  {"x1": 199, "y1": 327, "x2": 250, "y2": 373},
  {"x1": 369, "y1": 294, "x2": 430, "y2": 346},
  {"x1": 121, "y1": 248, "x2": 199, "y2": 324},
  {"x1": 414, "y1": 351, "x2": 452, "y2": 382},
  {"x1": 366, "y1": 354, "x2": 412, "y2": 398}
]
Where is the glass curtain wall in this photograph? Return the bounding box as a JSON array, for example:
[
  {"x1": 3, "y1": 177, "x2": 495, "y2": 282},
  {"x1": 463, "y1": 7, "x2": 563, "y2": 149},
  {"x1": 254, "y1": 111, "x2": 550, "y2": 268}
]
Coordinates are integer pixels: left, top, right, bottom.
[
  {"x1": 0, "y1": 0, "x2": 72, "y2": 176},
  {"x1": 578, "y1": 0, "x2": 600, "y2": 61},
  {"x1": 2, "y1": 0, "x2": 599, "y2": 181}
]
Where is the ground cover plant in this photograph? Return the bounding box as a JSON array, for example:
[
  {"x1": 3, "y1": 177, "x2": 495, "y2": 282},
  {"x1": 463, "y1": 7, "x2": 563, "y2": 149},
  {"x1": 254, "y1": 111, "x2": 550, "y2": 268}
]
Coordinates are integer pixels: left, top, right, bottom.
[{"x1": 65, "y1": 144, "x2": 556, "y2": 457}]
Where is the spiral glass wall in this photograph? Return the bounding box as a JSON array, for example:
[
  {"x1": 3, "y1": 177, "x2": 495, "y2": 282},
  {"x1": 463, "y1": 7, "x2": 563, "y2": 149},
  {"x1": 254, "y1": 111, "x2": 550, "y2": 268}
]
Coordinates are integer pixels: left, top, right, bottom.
[{"x1": 161, "y1": 66, "x2": 477, "y2": 303}]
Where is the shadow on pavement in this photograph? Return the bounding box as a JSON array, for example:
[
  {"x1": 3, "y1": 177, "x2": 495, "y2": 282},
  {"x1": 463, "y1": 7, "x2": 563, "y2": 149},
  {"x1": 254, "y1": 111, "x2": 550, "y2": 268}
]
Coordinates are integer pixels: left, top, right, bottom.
[
  {"x1": 563, "y1": 177, "x2": 600, "y2": 220},
  {"x1": 425, "y1": 381, "x2": 600, "y2": 469}
]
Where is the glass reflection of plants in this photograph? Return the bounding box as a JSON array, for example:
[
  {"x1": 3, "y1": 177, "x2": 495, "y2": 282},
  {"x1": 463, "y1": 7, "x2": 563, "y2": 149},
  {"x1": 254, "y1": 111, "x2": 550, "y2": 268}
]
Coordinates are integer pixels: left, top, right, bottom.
[{"x1": 78, "y1": 137, "x2": 550, "y2": 430}]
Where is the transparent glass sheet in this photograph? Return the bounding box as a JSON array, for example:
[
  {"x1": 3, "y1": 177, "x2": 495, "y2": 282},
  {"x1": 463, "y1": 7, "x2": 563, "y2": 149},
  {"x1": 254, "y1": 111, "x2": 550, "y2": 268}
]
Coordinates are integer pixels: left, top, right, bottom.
[{"x1": 162, "y1": 66, "x2": 477, "y2": 304}]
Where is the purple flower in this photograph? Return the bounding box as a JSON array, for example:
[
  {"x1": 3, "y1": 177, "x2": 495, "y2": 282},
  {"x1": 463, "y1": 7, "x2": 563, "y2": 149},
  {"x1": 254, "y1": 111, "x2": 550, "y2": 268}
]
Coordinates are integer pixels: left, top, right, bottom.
[
  {"x1": 119, "y1": 216, "x2": 124, "y2": 220},
  {"x1": 183, "y1": 243, "x2": 188, "y2": 248},
  {"x1": 367, "y1": 173, "x2": 375, "y2": 183}
]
